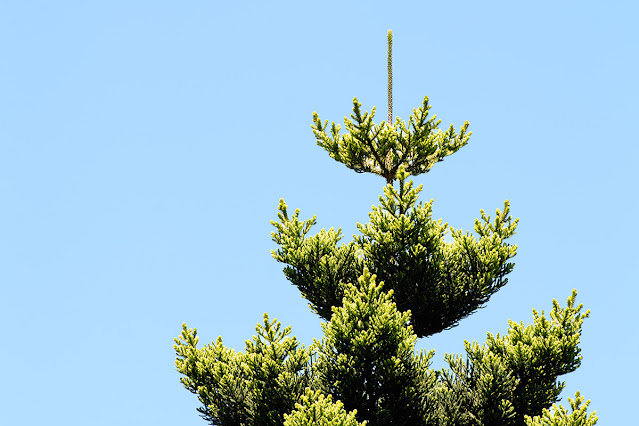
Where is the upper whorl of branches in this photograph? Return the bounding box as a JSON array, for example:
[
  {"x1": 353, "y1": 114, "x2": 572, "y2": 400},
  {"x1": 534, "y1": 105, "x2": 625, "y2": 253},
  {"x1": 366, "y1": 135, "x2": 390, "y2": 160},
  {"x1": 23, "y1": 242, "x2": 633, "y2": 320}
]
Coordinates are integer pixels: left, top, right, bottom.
[{"x1": 312, "y1": 96, "x2": 470, "y2": 185}]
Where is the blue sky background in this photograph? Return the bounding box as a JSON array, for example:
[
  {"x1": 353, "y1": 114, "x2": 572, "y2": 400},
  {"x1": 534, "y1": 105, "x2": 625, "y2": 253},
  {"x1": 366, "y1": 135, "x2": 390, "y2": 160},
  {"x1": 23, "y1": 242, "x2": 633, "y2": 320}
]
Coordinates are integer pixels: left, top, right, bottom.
[{"x1": 1, "y1": 1, "x2": 636, "y2": 424}]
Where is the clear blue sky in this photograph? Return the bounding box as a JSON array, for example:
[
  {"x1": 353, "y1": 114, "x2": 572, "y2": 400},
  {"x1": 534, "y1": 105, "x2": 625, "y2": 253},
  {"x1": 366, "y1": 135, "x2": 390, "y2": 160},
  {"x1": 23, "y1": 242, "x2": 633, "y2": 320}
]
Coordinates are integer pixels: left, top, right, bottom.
[{"x1": 1, "y1": 1, "x2": 636, "y2": 424}]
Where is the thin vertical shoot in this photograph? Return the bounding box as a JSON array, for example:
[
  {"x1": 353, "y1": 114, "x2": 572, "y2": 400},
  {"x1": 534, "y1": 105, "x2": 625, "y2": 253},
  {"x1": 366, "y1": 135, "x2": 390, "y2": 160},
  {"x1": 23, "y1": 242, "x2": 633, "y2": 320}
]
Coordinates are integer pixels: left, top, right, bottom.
[{"x1": 387, "y1": 30, "x2": 393, "y2": 126}]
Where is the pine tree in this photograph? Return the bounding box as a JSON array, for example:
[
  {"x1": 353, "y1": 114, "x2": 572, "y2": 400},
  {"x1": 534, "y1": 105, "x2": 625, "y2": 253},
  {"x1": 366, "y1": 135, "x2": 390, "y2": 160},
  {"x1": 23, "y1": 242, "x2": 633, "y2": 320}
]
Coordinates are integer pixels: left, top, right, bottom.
[{"x1": 175, "y1": 31, "x2": 596, "y2": 425}]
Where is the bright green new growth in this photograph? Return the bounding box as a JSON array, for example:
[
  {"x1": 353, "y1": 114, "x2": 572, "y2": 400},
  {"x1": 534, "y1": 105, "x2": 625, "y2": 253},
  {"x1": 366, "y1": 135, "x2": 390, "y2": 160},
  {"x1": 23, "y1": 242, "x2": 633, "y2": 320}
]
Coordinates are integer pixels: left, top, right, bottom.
[
  {"x1": 524, "y1": 392, "x2": 598, "y2": 426},
  {"x1": 284, "y1": 388, "x2": 367, "y2": 426},
  {"x1": 271, "y1": 168, "x2": 518, "y2": 338}
]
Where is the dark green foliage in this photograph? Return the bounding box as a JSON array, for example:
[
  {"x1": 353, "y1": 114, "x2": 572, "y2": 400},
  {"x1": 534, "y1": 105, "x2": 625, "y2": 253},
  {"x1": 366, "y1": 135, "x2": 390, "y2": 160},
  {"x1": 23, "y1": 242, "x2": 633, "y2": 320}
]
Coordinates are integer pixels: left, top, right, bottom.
[
  {"x1": 434, "y1": 353, "x2": 517, "y2": 425},
  {"x1": 271, "y1": 168, "x2": 518, "y2": 338},
  {"x1": 313, "y1": 269, "x2": 436, "y2": 426},
  {"x1": 174, "y1": 314, "x2": 313, "y2": 426}
]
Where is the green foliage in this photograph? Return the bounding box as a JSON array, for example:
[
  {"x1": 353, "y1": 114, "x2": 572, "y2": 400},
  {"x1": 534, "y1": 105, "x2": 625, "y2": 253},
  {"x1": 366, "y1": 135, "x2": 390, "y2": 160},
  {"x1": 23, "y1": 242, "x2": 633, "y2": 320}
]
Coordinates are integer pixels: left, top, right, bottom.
[
  {"x1": 313, "y1": 268, "x2": 436, "y2": 426},
  {"x1": 283, "y1": 388, "x2": 367, "y2": 426},
  {"x1": 433, "y1": 352, "x2": 518, "y2": 425},
  {"x1": 312, "y1": 97, "x2": 470, "y2": 184},
  {"x1": 432, "y1": 291, "x2": 591, "y2": 425},
  {"x1": 174, "y1": 314, "x2": 313, "y2": 426},
  {"x1": 173, "y1": 287, "x2": 594, "y2": 425},
  {"x1": 271, "y1": 168, "x2": 518, "y2": 338},
  {"x1": 482, "y1": 290, "x2": 590, "y2": 422},
  {"x1": 270, "y1": 199, "x2": 363, "y2": 320},
  {"x1": 524, "y1": 392, "x2": 598, "y2": 426}
]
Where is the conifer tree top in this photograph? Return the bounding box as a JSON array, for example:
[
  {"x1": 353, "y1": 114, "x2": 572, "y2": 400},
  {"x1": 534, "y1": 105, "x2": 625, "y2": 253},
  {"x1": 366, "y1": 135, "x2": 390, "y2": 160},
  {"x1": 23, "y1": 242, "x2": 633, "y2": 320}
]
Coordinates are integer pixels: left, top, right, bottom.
[
  {"x1": 175, "y1": 29, "x2": 596, "y2": 426},
  {"x1": 311, "y1": 30, "x2": 471, "y2": 184}
]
